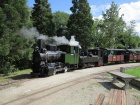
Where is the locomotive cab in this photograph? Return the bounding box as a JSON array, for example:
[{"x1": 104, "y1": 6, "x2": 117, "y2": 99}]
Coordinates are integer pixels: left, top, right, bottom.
[
  {"x1": 58, "y1": 45, "x2": 79, "y2": 69},
  {"x1": 88, "y1": 48, "x2": 104, "y2": 66}
]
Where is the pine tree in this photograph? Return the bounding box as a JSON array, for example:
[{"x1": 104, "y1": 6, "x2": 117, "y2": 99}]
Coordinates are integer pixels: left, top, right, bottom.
[
  {"x1": 0, "y1": 0, "x2": 30, "y2": 33},
  {"x1": 0, "y1": 0, "x2": 34, "y2": 74},
  {"x1": 31, "y1": 0, "x2": 55, "y2": 36},
  {"x1": 67, "y1": 0, "x2": 93, "y2": 49}
]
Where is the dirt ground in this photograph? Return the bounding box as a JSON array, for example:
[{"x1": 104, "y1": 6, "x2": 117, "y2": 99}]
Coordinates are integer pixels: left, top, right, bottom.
[
  {"x1": 0, "y1": 63, "x2": 140, "y2": 105},
  {"x1": 38, "y1": 73, "x2": 140, "y2": 105}
]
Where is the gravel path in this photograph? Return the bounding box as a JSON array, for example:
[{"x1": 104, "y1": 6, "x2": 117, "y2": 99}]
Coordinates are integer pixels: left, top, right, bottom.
[
  {"x1": 31, "y1": 74, "x2": 140, "y2": 105},
  {"x1": 0, "y1": 63, "x2": 140, "y2": 105}
]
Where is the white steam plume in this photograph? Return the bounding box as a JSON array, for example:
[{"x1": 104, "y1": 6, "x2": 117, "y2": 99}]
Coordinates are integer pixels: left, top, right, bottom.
[
  {"x1": 53, "y1": 36, "x2": 69, "y2": 45},
  {"x1": 19, "y1": 27, "x2": 81, "y2": 47},
  {"x1": 69, "y1": 36, "x2": 79, "y2": 46},
  {"x1": 37, "y1": 35, "x2": 69, "y2": 45},
  {"x1": 37, "y1": 34, "x2": 48, "y2": 40},
  {"x1": 37, "y1": 35, "x2": 81, "y2": 48},
  {"x1": 18, "y1": 27, "x2": 39, "y2": 39}
]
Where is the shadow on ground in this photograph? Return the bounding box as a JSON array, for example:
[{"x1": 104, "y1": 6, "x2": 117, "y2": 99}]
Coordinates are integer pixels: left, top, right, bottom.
[
  {"x1": 9, "y1": 74, "x2": 31, "y2": 80},
  {"x1": 0, "y1": 74, "x2": 31, "y2": 88},
  {"x1": 98, "y1": 81, "x2": 122, "y2": 90},
  {"x1": 99, "y1": 81, "x2": 140, "y2": 91}
]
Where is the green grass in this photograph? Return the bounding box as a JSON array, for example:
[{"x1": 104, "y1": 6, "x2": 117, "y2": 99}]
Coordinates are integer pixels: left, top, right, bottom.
[
  {"x1": 103, "y1": 73, "x2": 112, "y2": 77},
  {"x1": 0, "y1": 69, "x2": 31, "y2": 83},
  {"x1": 125, "y1": 68, "x2": 140, "y2": 78}
]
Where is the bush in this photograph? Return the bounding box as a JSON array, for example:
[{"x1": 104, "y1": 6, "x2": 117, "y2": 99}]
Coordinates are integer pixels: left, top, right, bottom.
[{"x1": 0, "y1": 62, "x2": 17, "y2": 75}]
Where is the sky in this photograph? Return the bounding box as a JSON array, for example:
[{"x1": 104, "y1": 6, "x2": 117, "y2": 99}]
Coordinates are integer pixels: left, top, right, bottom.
[{"x1": 27, "y1": 0, "x2": 140, "y2": 35}]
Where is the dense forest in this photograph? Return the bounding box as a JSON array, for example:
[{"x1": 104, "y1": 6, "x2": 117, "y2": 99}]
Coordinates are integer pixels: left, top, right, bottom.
[{"x1": 0, "y1": 0, "x2": 140, "y2": 74}]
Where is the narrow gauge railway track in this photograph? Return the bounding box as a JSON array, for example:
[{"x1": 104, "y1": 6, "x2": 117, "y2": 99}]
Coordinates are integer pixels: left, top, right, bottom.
[
  {"x1": 0, "y1": 63, "x2": 139, "y2": 89},
  {"x1": 2, "y1": 64, "x2": 140, "y2": 105},
  {"x1": 0, "y1": 64, "x2": 139, "y2": 91},
  {"x1": 2, "y1": 72, "x2": 108, "y2": 105}
]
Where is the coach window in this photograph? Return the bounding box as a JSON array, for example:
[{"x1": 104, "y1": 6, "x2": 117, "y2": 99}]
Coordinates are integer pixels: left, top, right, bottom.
[
  {"x1": 93, "y1": 50, "x2": 98, "y2": 55},
  {"x1": 74, "y1": 47, "x2": 78, "y2": 53},
  {"x1": 66, "y1": 47, "x2": 70, "y2": 53}
]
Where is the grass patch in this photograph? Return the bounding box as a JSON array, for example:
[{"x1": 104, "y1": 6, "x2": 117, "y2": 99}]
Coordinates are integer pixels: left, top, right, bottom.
[
  {"x1": 133, "y1": 95, "x2": 140, "y2": 100},
  {"x1": 103, "y1": 73, "x2": 112, "y2": 77},
  {"x1": 0, "y1": 69, "x2": 31, "y2": 83},
  {"x1": 125, "y1": 68, "x2": 140, "y2": 78},
  {"x1": 14, "y1": 83, "x2": 21, "y2": 87},
  {"x1": 128, "y1": 89, "x2": 137, "y2": 93}
]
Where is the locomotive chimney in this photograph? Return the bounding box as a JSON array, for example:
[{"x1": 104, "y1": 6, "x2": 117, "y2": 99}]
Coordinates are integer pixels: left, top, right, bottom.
[{"x1": 37, "y1": 39, "x2": 45, "y2": 51}]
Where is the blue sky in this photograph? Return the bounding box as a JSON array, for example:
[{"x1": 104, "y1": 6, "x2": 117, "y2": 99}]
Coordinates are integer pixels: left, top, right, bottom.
[
  {"x1": 27, "y1": 0, "x2": 140, "y2": 35},
  {"x1": 27, "y1": 0, "x2": 138, "y2": 14}
]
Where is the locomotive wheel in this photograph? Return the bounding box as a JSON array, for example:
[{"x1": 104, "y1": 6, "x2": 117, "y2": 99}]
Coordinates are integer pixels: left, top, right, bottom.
[
  {"x1": 40, "y1": 68, "x2": 44, "y2": 77},
  {"x1": 53, "y1": 70, "x2": 56, "y2": 75},
  {"x1": 82, "y1": 63, "x2": 86, "y2": 68},
  {"x1": 63, "y1": 66, "x2": 68, "y2": 73}
]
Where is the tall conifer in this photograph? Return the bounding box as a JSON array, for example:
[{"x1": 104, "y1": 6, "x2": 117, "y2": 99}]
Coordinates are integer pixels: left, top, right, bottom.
[
  {"x1": 32, "y1": 0, "x2": 55, "y2": 36},
  {"x1": 0, "y1": 0, "x2": 30, "y2": 36},
  {"x1": 0, "y1": 0, "x2": 34, "y2": 73},
  {"x1": 67, "y1": 0, "x2": 93, "y2": 49}
]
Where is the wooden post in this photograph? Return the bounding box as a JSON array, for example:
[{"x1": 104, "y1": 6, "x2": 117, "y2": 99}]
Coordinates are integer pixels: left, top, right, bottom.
[{"x1": 120, "y1": 67, "x2": 125, "y2": 73}]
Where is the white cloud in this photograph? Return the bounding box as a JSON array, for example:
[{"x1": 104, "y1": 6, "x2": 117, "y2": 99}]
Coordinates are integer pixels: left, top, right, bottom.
[
  {"x1": 90, "y1": 4, "x2": 109, "y2": 20},
  {"x1": 90, "y1": 1, "x2": 140, "y2": 35},
  {"x1": 90, "y1": 4, "x2": 110, "y2": 16},
  {"x1": 119, "y1": 1, "x2": 140, "y2": 35},
  {"x1": 92, "y1": 15, "x2": 102, "y2": 20},
  {"x1": 135, "y1": 23, "x2": 140, "y2": 35},
  {"x1": 119, "y1": 1, "x2": 140, "y2": 22}
]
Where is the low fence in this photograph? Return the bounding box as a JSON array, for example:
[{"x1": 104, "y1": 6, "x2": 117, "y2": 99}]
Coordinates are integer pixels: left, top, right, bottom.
[
  {"x1": 130, "y1": 79, "x2": 140, "y2": 88},
  {"x1": 120, "y1": 67, "x2": 140, "y2": 89}
]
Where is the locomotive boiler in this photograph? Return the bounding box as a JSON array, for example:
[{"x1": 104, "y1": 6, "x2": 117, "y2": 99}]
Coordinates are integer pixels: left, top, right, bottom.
[{"x1": 31, "y1": 46, "x2": 68, "y2": 77}]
